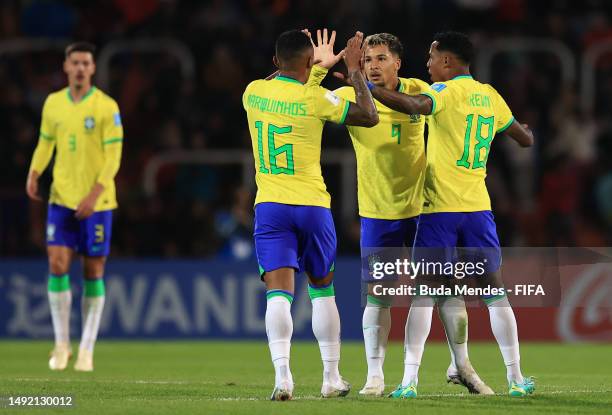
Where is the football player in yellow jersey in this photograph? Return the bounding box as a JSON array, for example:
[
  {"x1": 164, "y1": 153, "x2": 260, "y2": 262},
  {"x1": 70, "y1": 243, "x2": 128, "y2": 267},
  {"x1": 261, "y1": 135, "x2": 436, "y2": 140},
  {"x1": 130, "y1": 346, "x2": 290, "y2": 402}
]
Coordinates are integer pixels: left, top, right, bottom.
[
  {"x1": 368, "y1": 32, "x2": 535, "y2": 398},
  {"x1": 243, "y1": 29, "x2": 378, "y2": 401},
  {"x1": 26, "y1": 42, "x2": 123, "y2": 373},
  {"x1": 307, "y1": 32, "x2": 491, "y2": 397}
]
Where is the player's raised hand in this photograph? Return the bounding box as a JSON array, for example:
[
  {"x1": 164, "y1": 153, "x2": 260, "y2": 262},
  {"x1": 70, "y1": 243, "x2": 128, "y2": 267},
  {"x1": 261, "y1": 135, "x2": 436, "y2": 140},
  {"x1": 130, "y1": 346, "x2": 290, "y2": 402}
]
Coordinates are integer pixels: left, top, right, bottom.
[
  {"x1": 304, "y1": 28, "x2": 344, "y2": 70},
  {"x1": 26, "y1": 171, "x2": 42, "y2": 201},
  {"x1": 344, "y1": 31, "x2": 365, "y2": 74}
]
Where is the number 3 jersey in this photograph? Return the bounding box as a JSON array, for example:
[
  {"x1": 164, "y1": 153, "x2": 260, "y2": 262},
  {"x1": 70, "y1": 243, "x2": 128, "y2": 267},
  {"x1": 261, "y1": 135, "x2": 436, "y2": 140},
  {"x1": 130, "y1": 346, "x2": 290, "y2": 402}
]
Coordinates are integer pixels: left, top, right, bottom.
[
  {"x1": 29, "y1": 87, "x2": 123, "y2": 211},
  {"x1": 420, "y1": 75, "x2": 514, "y2": 213},
  {"x1": 242, "y1": 75, "x2": 350, "y2": 208}
]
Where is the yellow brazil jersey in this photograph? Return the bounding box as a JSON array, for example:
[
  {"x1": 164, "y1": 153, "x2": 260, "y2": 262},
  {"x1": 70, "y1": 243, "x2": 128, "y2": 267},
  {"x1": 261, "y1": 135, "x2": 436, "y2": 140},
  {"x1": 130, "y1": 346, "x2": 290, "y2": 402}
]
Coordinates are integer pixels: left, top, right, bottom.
[
  {"x1": 29, "y1": 87, "x2": 124, "y2": 211},
  {"x1": 242, "y1": 75, "x2": 350, "y2": 208},
  {"x1": 420, "y1": 75, "x2": 514, "y2": 213},
  {"x1": 338, "y1": 79, "x2": 429, "y2": 219},
  {"x1": 307, "y1": 65, "x2": 428, "y2": 219}
]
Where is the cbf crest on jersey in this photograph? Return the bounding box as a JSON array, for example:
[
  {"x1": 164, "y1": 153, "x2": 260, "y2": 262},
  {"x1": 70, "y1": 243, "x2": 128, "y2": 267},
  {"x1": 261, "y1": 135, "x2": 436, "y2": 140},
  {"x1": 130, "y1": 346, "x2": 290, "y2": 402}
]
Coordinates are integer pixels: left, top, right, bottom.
[{"x1": 84, "y1": 116, "x2": 95, "y2": 133}]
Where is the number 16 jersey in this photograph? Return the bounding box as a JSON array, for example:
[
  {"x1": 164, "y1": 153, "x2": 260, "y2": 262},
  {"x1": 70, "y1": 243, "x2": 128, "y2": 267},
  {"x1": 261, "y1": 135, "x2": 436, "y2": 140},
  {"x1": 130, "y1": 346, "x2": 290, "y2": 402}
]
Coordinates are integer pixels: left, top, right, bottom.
[
  {"x1": 420, "y1": 75, "x2": 514, "y2": 213},
  {"x1": 243, "y1": 75, "x2": 350, "y2": 208}
]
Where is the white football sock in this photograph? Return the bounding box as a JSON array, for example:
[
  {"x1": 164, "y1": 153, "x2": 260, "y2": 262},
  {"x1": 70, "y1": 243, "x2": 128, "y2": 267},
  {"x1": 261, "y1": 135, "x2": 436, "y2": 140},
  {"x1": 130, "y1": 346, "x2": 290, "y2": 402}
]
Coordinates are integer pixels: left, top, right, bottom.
[
  {"x1": 403, "y1": 296, "x2": 434, "y2": 387},
  {"x1": 311, "y1": 296, "x2": 341, "y2": 384},
  {"x1": 48, "y1": 290, "x2": 72, "y2": 346},
  {"x1": 362, "y1": 302, "x2": 391, "y2": 379},
  {"x1": 266, "y1": 295, "x2": 294, "y2": 387},
  {"x1": 487, "y1": 296, "x2": 523, "y2": 383},
  {"x1": 438, "y1": 296, "x2": 469, "y2": 371},
  {"x1": 80, "y1": 295, "x2": 105, "y2": 352}
]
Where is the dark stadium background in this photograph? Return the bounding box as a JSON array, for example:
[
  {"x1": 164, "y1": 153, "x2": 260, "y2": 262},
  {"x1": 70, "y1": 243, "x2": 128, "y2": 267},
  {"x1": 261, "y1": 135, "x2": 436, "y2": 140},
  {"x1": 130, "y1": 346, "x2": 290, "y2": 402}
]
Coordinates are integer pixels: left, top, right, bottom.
[{"x1": 1, "y1": 0, "x2": 612, "y2": 344}]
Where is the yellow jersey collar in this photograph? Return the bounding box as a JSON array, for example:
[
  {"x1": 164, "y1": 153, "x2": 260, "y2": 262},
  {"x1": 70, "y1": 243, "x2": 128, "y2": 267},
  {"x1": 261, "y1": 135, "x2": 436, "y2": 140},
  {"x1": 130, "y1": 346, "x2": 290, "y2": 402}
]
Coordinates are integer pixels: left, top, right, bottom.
[
  {"x1": 67, "y1": 86, "x2": 96, "y2": 104},
  {"x1": 451, "y1": 75, "x2": 473, "y2": 81},
  {"x1": 275, "y1": 75, "x2": 303, "y2": 85}
]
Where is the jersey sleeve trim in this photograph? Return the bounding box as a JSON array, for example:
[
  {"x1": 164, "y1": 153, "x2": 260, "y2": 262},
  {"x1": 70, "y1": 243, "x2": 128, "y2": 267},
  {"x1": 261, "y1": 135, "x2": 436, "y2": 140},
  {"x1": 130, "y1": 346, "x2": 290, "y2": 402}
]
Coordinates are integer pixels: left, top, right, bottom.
[
  {"x1": 419, "y1": 92, "x2": 436, "y2": 115},
  {"x1": 497, "y1": 116, "x2": 514, "y2": 134},
  {"x1": 339, "y1": 101, "x2": 350, "y2": 124},
  {"x1": 103, "y1": 137, "x2": 123, "y2": 145},
  {"x1": 40, "y1": 132, "x2": 55, "y2": 141}
]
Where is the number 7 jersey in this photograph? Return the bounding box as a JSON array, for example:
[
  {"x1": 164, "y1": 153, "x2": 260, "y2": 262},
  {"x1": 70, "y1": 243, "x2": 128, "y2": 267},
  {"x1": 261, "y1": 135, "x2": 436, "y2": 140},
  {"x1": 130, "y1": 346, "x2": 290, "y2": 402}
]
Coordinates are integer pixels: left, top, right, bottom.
[
  {"x1": 419, "y1": 75, "x2": 514, "y2": 213},
  {"x1": 242, "y1": 75, "x2": 350, "y2": 208}
]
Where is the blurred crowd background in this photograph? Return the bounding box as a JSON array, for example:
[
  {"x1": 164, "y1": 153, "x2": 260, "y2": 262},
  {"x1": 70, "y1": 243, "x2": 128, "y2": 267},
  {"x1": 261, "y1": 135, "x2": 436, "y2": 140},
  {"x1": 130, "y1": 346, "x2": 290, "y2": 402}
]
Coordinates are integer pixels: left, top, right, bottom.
[{"x1": 1, "y1": 0, "x2": 612, "y2": 259}]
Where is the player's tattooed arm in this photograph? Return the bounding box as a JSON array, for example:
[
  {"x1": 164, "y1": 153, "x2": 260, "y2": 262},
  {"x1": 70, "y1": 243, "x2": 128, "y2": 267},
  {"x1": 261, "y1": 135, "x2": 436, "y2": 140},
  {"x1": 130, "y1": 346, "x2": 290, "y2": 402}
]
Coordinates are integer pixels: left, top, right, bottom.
[
  {"x1": 371, "y1": 87, "x2": 433, "y2": 115},
  {"x1": 343, "y1": 32, "x2": 378, "y2": 127},
  {"x1": 503, "y1": 120, "x2": 534, "y2": 147}
]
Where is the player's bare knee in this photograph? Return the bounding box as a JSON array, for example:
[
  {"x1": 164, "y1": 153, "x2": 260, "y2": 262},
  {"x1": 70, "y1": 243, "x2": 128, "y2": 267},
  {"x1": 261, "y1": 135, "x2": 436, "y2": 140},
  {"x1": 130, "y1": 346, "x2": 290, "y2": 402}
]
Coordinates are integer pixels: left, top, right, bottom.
[
  {"x1": 307, "y1": 271, "x2": 334, "y2": 287},
  {"x1": 263, "y1": 267, "x2": 294, "y2": 292},
  {"x1": 48, "y1": 254, "x2": 70, "y2": 275},
  {"x1": 83, "y1": 256, "x2": 106, "y2": 279}
]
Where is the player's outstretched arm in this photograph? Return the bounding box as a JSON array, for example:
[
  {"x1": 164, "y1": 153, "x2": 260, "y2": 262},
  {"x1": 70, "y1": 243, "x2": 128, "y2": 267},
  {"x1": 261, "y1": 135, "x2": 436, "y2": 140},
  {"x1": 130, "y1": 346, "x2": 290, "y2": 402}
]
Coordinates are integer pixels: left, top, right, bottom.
[
  {"x1": 342, "y1": 32, "x2": 378, "y2": 127},
  {"x1": 503, "y1": 120, "x2": 534, "y2": 147},
  {"x1": 371, "y1": 85, "x2": 433, "y2": 115}
]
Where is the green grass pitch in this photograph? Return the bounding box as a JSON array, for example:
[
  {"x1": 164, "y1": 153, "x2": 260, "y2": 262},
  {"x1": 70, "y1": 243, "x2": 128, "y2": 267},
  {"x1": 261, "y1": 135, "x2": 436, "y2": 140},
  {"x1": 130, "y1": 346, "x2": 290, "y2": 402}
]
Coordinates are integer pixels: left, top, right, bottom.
[{"x1": 1, "y1": 341, "x2": 611, "y2": 414}]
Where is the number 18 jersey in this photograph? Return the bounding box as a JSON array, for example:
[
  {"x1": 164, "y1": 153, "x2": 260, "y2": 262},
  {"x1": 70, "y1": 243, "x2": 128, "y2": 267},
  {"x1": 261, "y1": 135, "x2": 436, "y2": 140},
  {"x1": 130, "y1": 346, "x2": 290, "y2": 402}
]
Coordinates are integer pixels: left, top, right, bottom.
[
  {"x1": 420, "y1": 75, "x2": 514, "y2": 213},
  {"x1": 243, "y1": 75, "x2": 350, "y2": 208}
]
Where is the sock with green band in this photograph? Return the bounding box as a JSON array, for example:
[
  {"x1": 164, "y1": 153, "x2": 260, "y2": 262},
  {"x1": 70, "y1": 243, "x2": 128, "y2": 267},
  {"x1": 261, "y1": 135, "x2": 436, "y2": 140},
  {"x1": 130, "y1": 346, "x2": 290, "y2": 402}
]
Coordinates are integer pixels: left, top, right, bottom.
[
  {"x1": 363, "y1": 294, "x2": 392, "y2": 379},
  {"x1": 266, "y1": 289, "x2": 294, "y2": 304},
  {"x1": 48, "y1": 274, "x2": 72, "y2": 345},
  {"x1": 265, "y1": 289, "x2": 294, "y2": 388},
  {"x1": 80, "y1": 278, "x2": 105, "y2": 352},
  {"x1": 309, "y1": 282, "x2": 342, "y2": 384},
  {"x1": 48, "y1": 273, "x2": 71, "y2": 292},
  {"x1": 84, "y1": 279, "x2": 106, "y2": 297},
  {"x1": 486, "y1": 295, "x2": 524, "y2": 383},
  {"x1": 366, "y1": 293, "x2": 393, "y2": 307},
  {"x1": 308, "y1": 282, "x2": 335, "y2": 299}
]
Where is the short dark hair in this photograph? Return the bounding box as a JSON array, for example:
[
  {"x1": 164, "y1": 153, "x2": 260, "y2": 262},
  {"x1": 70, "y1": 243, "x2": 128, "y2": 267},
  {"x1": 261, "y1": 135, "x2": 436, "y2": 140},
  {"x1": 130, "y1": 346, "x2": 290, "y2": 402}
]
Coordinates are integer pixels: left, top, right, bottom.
[
  {"x1": 65, "y1": 42, "x2": 96, "y2": 59},
  {"x1": 275, "y1": 30, "x2": 312, "y2": 67},
  {"x1": 364, "y1": 33, "x2": 403, "y2": 58},
  {"x1": 433, "y1": 31, "x2": 473, "y2": 64}
]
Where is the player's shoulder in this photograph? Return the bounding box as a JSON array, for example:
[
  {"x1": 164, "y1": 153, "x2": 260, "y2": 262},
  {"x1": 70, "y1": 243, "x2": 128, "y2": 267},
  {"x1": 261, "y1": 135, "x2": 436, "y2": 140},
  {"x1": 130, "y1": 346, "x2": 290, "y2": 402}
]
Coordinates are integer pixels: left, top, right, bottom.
[
  {"x1": 427, "y1": 80, "x2": 450, "y2": 94},
  {"x1": 244, "y1": 78, "x2": 264, "y2": 92},
  {"x1": 45, "y1": 88, "x2": 69, "y2": 105},
  {"x1": 306, "y1": 84, "x2": 345, "y2": 107},
  {"x1": 93, "y1": 87, "x2": 119, "y2": 108},
  {"x1": 333, "y1": 86, "x2": 353, "y2": 100},
  {"x1": 399, "y1": 77, "x2": 430, "y2": 94},
  {"x1": 482, "y1": 82, "x2": 503, "y2": 97}
]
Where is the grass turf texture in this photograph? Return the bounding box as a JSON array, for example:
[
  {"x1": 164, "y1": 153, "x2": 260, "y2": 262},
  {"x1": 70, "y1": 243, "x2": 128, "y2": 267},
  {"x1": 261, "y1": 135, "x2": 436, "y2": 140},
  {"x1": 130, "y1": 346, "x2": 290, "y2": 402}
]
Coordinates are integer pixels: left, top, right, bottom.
[{"x1": 1, "y1": 341, "x2": 611, "y2": 414}]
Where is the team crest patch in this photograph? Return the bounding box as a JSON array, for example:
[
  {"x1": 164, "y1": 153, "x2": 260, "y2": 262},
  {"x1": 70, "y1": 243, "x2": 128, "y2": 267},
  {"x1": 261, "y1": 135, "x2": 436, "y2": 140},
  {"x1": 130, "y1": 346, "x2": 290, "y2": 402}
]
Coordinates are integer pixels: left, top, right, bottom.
[
  {"x1": 84, "y1": 116, "x2": 95, "y2": 131},
  {"x1": 431, "y1": 83, "x2": 447, "y2": 93}
]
